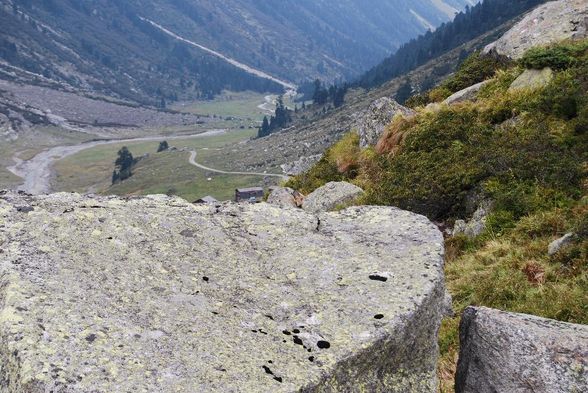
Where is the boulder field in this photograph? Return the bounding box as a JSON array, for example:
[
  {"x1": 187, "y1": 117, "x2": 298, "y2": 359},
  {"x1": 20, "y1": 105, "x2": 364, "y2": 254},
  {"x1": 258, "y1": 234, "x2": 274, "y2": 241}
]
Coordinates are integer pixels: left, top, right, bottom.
[{"x1": 0, "y1": 191, "x2": 446, "y2": 392}]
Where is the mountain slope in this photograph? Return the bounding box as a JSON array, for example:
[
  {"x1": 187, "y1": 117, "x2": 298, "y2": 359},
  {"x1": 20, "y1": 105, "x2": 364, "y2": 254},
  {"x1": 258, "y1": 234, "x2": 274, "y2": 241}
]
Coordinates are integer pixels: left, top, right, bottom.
[{"x1": 0, "y1": 0, "x2": 474, "y2": 104}]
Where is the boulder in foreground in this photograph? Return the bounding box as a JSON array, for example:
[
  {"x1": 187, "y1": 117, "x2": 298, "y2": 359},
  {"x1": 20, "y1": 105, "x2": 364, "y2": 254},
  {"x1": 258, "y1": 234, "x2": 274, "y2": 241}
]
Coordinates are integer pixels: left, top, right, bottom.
[
  {"x1": 0, "y1": 192, "x2": 445, "y2": 392},
  {"x1": 456, "y1": 306, "x2": 588, "y2": 393}
]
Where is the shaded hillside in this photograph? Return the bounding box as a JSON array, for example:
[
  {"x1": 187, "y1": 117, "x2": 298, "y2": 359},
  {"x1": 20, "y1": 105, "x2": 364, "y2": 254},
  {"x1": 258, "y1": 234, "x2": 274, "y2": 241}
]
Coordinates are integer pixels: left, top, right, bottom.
[{"x1": 0, "y1": 0, "x2": 473, "y2": 104}]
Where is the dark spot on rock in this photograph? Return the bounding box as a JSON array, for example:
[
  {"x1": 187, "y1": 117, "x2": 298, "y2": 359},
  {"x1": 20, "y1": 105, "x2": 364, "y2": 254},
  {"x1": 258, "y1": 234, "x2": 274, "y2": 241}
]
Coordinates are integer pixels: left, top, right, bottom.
[
  {"x1": 308, "y1": 356, "x2": 315, "y2": 362},
  {"x1": 293, "y1": 336, "x2": 303, "y2": 345},
  {"x1": 282, "y1": 340, "x2": 287, "y2": 343},
  {"x1": 274, "y1": 376, "x2": 283, "y2": 383},
  {"x1": 374, "y1": 314, "x2": 385, "y2": 320},
  {"x1": 85, "y1": 334, "x2": 97, "y2": 343},
  {"x1": 16, "y1": 206, "x2": 34, "y2": 213},
  {"x1": 265, "y1": 314, "x2": 274, "y2": 320},
  {"x1": 251, "y1": 330, "x2": 258, "y2": 333},
  {"x1": 268, "y1": 360, "x2": 273, "y2": 364},
  {"x1": 282, "y1": 330, "x2": 291, "y2": 335},
  {"x1": 63, "y1": 208, "x2": 74, "y2": 213},
  {"x1": 38, "y1": 324, "x2": 45, "y2": 331},
  {"x1": 317, "y1": 340, "x2": 331, "y2": 349},
  {"x1": 212, "y1": 311, "x2": 219, "y2": 315},
  {"x1": 369, "y1": 274, "x2": 388, "y2": 282},
  {"x1": 262, "y1": 365, "x2": 273, "y2": 375},
  {"x1": 77, "y1": 376, "x2": 83, "y2": 381},
  {"x1": 307, "y1": 348, "x2": 312, "y2": 352},
  {"x1": 202, "y1": 276, "x2": 209, "y2": 282},
  {"x1": 292, "y1": 329, "x2": 300, "y2": 334},
  {"x1": 258, "y1": 329, "x2": 268, "y2": 335},
  {"x1": 107, "y1": 237, "x2": 113, "y2": 240},
  {"x1": 180, "y1": 229, "x2": 195, "y2": 237},
  {"x1": 15, "y1": 306, "x2": 27, "y2": 312}
]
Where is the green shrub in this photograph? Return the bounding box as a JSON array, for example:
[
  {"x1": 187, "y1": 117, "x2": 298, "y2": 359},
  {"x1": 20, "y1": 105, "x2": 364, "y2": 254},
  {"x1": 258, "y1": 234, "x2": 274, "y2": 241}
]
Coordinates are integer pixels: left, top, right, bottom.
[
  {"x1": 442, "y1": 51, "x2": 511, "y2": 93},
  {"x1": 520, "y1": 40, "x2": 588, "y2": 70}
]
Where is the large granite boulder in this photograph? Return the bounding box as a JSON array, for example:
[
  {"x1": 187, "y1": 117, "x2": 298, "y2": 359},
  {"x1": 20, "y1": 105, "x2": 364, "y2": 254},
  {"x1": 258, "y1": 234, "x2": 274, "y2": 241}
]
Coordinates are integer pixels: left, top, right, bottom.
[
  {"x1": 484, "y1": 0, "x2": 588, "y2": 59},
  {"x1": 0, "y1": 191, "x2": 446, "y2": 392},
  {"x1": 358, "y1": 97, "x2": 414, "y2": 148},
  {"x1": 456, "y1": 306, "x2": 588, "y2": 393},
  {"x1": 302, "y1": 181, "x2": 365, "y2": 213}
]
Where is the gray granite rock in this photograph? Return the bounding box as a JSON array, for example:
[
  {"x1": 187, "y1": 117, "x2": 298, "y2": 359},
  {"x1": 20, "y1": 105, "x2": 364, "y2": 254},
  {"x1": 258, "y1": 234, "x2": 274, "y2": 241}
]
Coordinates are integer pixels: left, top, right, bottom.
[
  {"x1": 548, "y1": 232, "x2": 576, "y2": 256},
  {"x1": 484, "y1": 0, "x2": 588, "y2": 60},
  {"x1": 302, "y1": 182, "x2": 365, "y2": 213},
  {"x1": 267, "y1": 187, "x2": 304, "y2": 208},
  {"x1": 456, "y1": 306, "x2": 588, "y2": 393},
  {"x1": 509, "y1": 68, "x2": 554, "y2": 91},
  {"x1": 0, "y1": 191, "x2": 446, "y2": 392},
  {"x1": 444, "y1": 81, "x2": 490, "y2": 105},
  {"x1": 453, "y1": 200, "x2": 494, "y2": 238},
  {"x1": 358, "y1": 97, "x2": 414, "y2": 148}
]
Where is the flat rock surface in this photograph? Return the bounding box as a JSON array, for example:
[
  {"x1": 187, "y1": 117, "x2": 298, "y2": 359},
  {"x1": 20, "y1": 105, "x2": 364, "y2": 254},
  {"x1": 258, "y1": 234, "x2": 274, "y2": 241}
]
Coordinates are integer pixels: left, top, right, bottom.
[
  {"x1": 484, "y1": 0, "x2": 588, "y2": 59},
  {"x1": 0, "y1": 192, "x2": 445, "y2": 392},
  {"x1": 456, "y1": 306, "x2": 588, "y2": 393}
]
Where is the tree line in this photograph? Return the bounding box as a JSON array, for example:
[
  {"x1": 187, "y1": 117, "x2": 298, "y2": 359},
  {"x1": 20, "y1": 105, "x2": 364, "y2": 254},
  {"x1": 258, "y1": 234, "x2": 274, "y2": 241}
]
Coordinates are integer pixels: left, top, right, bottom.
[{"x1": 357, "y1": 0, "x2": 547, "y2": 89}]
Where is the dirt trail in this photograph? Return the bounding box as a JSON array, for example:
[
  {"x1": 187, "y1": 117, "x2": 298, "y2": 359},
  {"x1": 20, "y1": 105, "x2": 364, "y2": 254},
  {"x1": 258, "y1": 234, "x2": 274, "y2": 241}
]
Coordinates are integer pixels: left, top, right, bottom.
[
  {"x1": 8, "y1": 130, "x2": 226, "y2": 195},
  {"x1": 140, "y1": 18, "x2": 297, "y2": 92},
  {"x1": 188, "y1": 151, "x2": 288, "y2": 180}
]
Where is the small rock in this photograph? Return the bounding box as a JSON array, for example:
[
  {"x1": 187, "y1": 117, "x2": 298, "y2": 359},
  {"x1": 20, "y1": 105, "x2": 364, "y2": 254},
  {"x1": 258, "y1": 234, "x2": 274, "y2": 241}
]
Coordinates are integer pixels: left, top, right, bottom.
[
  {"x1": 358, "y1": 97, "x2": 414, "y2": 148},
  {"x1": 453, "y1": 200, "x2": 494, "y2": 238},
  {"x1": 444, "y1": 81, "x2": 490, "y2": 105},
  {"x1": 508, "y1": 68, "x2": 554, "y2": 92},
  {"x1": 267, "y1": 187, "x2": 304, "y2": 208},
  {"x1": 548, "y1": 233, "x2": 575, "y2": 256},
  {"x1": 302, "y1": 182, "x2": 364, "y2": 213},
  {"x1": 456, "y1": 306, "x2": 588, "y2": 393}
]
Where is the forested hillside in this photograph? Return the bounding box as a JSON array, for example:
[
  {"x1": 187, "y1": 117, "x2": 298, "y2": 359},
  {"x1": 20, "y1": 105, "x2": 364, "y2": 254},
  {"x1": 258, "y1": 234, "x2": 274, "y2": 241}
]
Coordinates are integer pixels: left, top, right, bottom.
[
  {"x1": 0, "y1": 0, "x2": 473, "y2": 104},
  {"x1": 358, "y1": 0, "x2": 546, "y2": 89}
]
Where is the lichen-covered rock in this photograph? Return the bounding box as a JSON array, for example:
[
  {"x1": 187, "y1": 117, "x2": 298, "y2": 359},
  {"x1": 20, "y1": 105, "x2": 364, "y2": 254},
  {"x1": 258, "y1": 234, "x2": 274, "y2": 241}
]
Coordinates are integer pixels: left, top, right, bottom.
[
  {"x1": 281, "y1": 154, "x2": 323, "y2": 176},
  {"x1": 358, "y1": 98, "x2": 414, "y2": 148},
  {"x1": 509, "y1": 68, "x2": 554, "y2": 91},
  {"x1": 302, "y1": 182, "x2": 364, "y2": 213},
  {"x1": 484, "y1": 0, "x2": 588, "y2": 59},
  {"x1": 0, "y1": 191, "x2": 446, "y2": 392},
  {"x1": 456, "y1": 306, "x2": 588, "y2": 393},
  {"x1": 444, "y1": 81, "x2": 490, "y2": 105},
  {"x1": 267, "y1": 187, "x2": 304, "y2": 208},
  {"x1": 548, "y1": 232, "x2": 576, "y2": 256}
]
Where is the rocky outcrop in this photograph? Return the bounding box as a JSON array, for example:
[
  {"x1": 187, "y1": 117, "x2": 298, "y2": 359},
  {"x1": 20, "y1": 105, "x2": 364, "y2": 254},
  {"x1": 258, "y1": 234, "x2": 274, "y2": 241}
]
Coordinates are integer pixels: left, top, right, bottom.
[
  {"x1": 509, "y1": 68, "x2": 554, "y2": 91},
  {"x1": 548, "y1": 232, "x2": 576, "y2": 256},
  {"x1": 456, "y1": 306, "x2": 588, "y2": 393},
  {"x1": 302, "y1": 182, "x2": 365, "y2": 213},
  {"x1": 281, "y1": 154, "x2": 323, "y2": 176},
  {"x1": 358, "y1": 98, "x2": 414, "y2": 148},
  {"x1": 484, "y1": 0, "x2": 588, "y2": 59},
  {"x1": 443, "y1": 81, "x2": 490, "y2": 105},
  {"x1": 267, "y1": 186, "x2": 304, "y2": 208},
  {"x1": 0, "y1": 191, "x2": 446, "y2": 392}
]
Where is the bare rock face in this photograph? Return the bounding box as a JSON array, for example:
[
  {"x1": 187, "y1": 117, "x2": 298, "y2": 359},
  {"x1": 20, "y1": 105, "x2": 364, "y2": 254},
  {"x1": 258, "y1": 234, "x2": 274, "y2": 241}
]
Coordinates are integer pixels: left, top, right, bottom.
[
  {"x1": 281, "y1": 154, "x2": 323, "y2": 176},
  {"x1": 484, "y1": 0, "x2": 588, "y2": 59},
  {"x1": 358, "y1": 98, "x2": 414, "y2": 149},
  {"x1": 456, "y1": 306, "x2": 588, "y2": 393},
  {"x1": 267, "y1": 187, "x2": 304, "y2": 208},
  {"x1": 0, "y1": 191, "x2": 446, "y2": 392},
  {"x1": 302, "y1": 182, "x2": 365, "y2": 213}
]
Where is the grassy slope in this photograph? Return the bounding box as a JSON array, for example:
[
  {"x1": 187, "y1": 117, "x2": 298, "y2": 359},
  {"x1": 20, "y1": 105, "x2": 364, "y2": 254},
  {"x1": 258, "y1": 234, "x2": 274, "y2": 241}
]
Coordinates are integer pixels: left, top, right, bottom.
[
  {"x1": 286, "y1": 40, "x2": 588, "y2": 391},
  {"x1": 52, "y1": 129, "x2": 279, "y2": 201}
]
